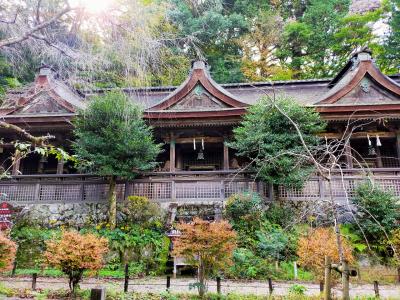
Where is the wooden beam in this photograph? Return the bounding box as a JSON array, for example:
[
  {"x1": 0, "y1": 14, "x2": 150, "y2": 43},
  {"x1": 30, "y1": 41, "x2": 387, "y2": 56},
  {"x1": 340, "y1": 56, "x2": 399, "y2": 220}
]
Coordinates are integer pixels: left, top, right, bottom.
[
  {"x1": 320, "y1": 131, "x2": 396, "y2": 139},
  {"x1": 175, "y1": 137, "x2": 224, "y2": 144}
]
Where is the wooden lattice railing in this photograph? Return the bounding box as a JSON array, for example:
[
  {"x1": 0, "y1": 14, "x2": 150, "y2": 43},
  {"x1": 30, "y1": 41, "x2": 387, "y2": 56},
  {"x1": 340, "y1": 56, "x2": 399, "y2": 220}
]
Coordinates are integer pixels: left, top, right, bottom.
[{"x1": 1, "y1": 169, "x2": 400, "y2": 205}]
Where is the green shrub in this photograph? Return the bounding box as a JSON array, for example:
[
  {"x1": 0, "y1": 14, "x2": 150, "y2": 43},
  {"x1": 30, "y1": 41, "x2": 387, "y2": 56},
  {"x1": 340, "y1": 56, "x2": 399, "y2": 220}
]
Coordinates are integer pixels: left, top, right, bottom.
[
  {"x1": 10, "y1": 226, "x2": 59, "y2": 269},
  {"x1": 352, "y1": 182, "x2": 400, "y2": 255},
  {"x1": 97, "y1": 226, "x2": 170, "y2": 276},
  {"x1": 119, "y1": 195, "x2": 165, "y2": 229},
  {"x1": 227, "y1": 248, "x2": 275, "y2": 279},
  {"x1": 288, "y1": 284, "x2": 307, "y2": 295}
]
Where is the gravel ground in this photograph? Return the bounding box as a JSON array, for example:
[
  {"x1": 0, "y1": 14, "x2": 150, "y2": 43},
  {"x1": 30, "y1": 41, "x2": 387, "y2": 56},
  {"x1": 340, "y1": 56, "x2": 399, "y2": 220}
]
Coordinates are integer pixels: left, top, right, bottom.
[{"x1": 0, "y1": 276, "x2": 399, "y2": 298}]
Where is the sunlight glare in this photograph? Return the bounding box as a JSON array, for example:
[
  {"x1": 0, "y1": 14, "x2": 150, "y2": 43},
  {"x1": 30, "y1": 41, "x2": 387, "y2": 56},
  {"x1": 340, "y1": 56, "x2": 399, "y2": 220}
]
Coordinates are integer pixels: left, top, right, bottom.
[{"x1": 70, "y1": 0, "x2": 114, "y2": 14}]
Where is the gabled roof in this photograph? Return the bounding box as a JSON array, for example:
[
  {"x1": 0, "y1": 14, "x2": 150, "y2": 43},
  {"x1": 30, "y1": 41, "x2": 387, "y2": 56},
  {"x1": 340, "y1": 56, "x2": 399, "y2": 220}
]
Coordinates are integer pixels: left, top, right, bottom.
[
  {"x1": 145, "y1": 61, "x2": 248, "y2": 119},
  {"x1": 0, "y1": 66, "x2": 85, "y2": 118},
  {"x1": 314, "y1": 48, "x2": 400, "y2": 117}
]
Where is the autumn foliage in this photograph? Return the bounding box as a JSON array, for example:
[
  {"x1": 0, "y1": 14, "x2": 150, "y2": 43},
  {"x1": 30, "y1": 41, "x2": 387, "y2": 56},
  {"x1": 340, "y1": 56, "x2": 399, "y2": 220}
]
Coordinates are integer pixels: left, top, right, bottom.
[
  {"x1": 0, "y1": 232, "x2": 17, "y2": 272},
  {"x1": 44, "y1": 230, "x2": 108, "y2": 291},
  {"x1": 297, "y1": 227, "x2": 354, "y2": 278},
  {"x1": 173, "y1": 218, "x2": 237, "y2": 297}
]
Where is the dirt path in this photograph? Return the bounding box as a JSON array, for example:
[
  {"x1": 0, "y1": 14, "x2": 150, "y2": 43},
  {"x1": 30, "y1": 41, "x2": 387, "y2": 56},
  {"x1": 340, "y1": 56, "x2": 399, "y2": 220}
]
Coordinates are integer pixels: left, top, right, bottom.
[{"x1": 0, "y1": 276, "x2": 399, "y2": 298}]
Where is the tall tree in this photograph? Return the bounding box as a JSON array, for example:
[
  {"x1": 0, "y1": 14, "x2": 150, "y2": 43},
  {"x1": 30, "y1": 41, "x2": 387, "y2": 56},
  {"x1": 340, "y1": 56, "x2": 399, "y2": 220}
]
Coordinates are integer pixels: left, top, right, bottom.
[
  {"x1": 73, "y1": 92, "x2": 161, "y2": 228},
  {"x1": 230, "y1": 95, "x2": 325, "y2": 188},
  {"x1": 383, "y1": 0, "x2": 400, "y2": 73}
]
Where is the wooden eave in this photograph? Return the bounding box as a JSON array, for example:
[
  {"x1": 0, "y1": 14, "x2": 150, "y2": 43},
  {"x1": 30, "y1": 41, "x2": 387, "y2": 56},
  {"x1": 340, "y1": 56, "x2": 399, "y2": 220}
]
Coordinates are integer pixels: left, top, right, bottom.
[{"x1": 145, "y1": 108, "x2": 247, "y2": 119}]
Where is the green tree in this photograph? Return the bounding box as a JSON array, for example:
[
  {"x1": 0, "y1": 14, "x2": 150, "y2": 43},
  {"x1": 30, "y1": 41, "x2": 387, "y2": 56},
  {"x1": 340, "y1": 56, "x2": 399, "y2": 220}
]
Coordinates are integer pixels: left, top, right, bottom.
[
  {"x1": 352, "y1": 182, "x2": 400, "y2": 253},
  {"x1": 230, "y1": 96, "x2": 325, "y2": 189},
  {"x1": 278, "y1": 0, "x2": 351, "y2": 78},
  {"x1": 73, "y1": 92, "x2": 161, "y2": 228},
  {"x1": 383, "y1": 0, "x2": 400, "y2": 73},
  {"x1": 166, "y1": 0, "x2": 248, "y2": 83}
]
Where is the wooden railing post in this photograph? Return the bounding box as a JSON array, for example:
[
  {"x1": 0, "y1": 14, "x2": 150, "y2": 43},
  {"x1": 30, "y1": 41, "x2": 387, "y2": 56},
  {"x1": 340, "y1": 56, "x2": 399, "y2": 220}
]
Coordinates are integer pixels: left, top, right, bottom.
[
  {"x1": 171, "y1": 181, "x2": 176, "y2": 201},
  {"x1": 34, "y1": 183, "x2": 41, "y2": 202},
  {"x1": 319, "y1": 177, "x2": 325, "y2": 200},
  {"x1": 268, "y1": 183, "x2": 274, "y2": 201},
  {"x1": 220, "y1": 180, "x2": 225, "y2": 201}
]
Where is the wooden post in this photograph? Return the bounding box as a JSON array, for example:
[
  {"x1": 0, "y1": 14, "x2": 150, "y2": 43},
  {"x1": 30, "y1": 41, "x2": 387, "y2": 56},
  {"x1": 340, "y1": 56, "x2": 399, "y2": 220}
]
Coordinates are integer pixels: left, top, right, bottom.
[
  {"x1": 166, "y1": 276, "x2": 171, "y2": 291},
  {"x1": 397, "y1": 267, "x2": 400, "y2": 283},
  {"x1": 342, "y1": 260, "x2": 350, "y2": 300},
  {"x1": 318, "y1": 177, "x2": 325, "y2": 200},
  {"x1": 170, "y1": 138, "x2": 176, "y2": 173},
  {"x1": 268, "y1": 183, "x2": 274, "y2": 201},
  {"x1": 56, "y1": 157, "x2": 64, "y2": 174},
  {"x1": 173, "y1": 257, "x2": 177, "y2": 279},
  {"x1": 223, "y1": 141, "x2": 229, "y2": 170},
  {"x1": 12, "y1": 149, "x2": 21, "y2": 175},
  {"x1": 32, "y1": 273, "x2": 37, "y2": 291},
  {"x1": 344, "y1": 142, "x2": 353, "y2": 169},
  {"x1": 319, "y1": 281, "x2": 324, "y2": 292},
  {"x1": 268, "y1": 278, "x2": 273, "y2": 295},
  {"x1": 323, "y1": 256, "x2": 331, "y2": 300},
  {"x1": 124, "y1": 264, "x2": 129, "y2": 293},
  {"x1": 373, "y1": 281, "x2": 379, "y2": 297},
  {"x1": 90, "y1": 288, "x2": 106, "y2": 300},
  {"x1": 396, "y1": 132, "x2": 400, "y2": 164},
  {"x1": 11, "y1": 260, "x2": 17, "y2": 277},
  {"x1": 293, "y1": 261, "x2": 298, "y2": 280},
  {"x1": 216, "y1": 277, "x2": 221, "y2": 294},
  {"x1": 375, "y1": 146, "x2": 383, "y2": 168}
]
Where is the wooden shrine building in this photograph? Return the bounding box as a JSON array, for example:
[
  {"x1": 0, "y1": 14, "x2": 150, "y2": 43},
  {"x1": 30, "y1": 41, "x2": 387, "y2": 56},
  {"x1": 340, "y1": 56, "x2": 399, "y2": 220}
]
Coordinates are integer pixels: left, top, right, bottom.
[{"x1": 1, "y1": 49, "x2": 400, "y2": 205}]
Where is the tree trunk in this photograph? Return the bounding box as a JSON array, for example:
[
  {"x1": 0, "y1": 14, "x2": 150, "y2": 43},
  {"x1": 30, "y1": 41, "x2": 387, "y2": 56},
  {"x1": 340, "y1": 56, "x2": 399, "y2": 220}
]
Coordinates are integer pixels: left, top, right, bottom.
[
  {"x1": 328, "y1": 179, "x2": 344, "y2": 263},
  {"x1": 198, "y1": 258, "x2": 206, "y2": 298},
  {"x1": 108, "y1": 176, "x2": 117, "y2": 229}
]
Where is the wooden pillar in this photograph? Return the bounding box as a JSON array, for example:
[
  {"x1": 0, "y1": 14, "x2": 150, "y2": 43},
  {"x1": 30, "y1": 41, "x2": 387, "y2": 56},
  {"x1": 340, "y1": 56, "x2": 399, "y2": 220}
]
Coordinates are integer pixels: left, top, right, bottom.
[
  {"x1": 56, "y1": 157, "x2": 64, "y2": 174},
  {"x1": 396, "y1": 132, "x2": 400, "y2": 164},
  {"x1": 170, "y1": 137, "x2": 176, "y2": 173},
  {"x1": 223, "y1": 141, "x2": 229, "y2": 170},
  {"x1": 12, "y1": 149, "x2": 21, "y2": 175},
  {"x1": 344, "y1": 141, "x2": 353, "y2": 169},
  {"x1": 375, "y1": 146, "x2": 383, "y2": 168}
]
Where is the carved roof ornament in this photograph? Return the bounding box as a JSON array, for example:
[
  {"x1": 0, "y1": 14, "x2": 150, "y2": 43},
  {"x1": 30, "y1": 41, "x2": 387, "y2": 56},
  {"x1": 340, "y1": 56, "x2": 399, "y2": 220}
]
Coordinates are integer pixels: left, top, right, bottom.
[
  {"x1": 314, "y1": 47, "x2": 400, "y2": 114},
  {"x1": 145, "y1": 60, "x2": 248, "y2": 119}
]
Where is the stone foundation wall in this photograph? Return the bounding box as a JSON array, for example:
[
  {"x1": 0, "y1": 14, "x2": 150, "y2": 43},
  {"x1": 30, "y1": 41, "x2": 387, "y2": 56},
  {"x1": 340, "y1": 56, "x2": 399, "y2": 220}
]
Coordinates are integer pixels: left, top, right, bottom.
[{"x1": 18, "y1": 202, "x2": 108, "y2": 227}]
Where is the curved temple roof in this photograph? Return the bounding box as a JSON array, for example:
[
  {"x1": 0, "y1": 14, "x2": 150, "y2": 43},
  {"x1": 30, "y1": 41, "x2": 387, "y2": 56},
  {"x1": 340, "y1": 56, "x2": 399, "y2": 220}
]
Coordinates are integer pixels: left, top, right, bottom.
[
  {"x1": 145, "y1": 60, "x2": 248, "y2": 119},
  {"x1": 314, "y1": 49, "x2": 400, "y2": 119}
]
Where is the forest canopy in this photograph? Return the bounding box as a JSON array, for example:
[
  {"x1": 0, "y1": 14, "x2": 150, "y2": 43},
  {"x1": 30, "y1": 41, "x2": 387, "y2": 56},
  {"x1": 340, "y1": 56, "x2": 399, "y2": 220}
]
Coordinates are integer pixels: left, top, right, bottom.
[{"x1": 0, "y1": 0, "x2": 398, "y2": 91}]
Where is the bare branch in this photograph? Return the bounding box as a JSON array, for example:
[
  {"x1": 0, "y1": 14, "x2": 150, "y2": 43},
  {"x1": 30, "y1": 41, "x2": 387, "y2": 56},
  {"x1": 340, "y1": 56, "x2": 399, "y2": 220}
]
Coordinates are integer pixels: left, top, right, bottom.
[{"x1": 0, "y1": 5, "x2": 72, "y2": 48}]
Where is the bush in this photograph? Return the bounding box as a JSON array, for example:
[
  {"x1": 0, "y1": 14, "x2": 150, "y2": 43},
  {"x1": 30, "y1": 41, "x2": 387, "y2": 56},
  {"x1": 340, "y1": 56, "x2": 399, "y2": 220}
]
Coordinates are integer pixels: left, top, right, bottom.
[
  {"x1": 352, "y1": 182, "x2": 400, "y2": 253},
  {"x1": 297, "y1": 227, "x2": 354, "y2": 279},
  {"x1": 227, "y1": 248, "x2": 274, "y2": 279},
  {"x1": 0, "y1": 232, "x2": 17, "y2": 272},
  {"x1": 98, "y1": 226, "x2": 170, "y2": 276},
  {"x1": 10, "y1": 226, "x2": 57, "y2": 269},
  {"x1": 225, "y1": 192, "x2": 264, "y2": 231},
  {"x1": 119, "y1": 195, "x2": 165, "y2": 229},
  {"x1": 44, "y1": 230, "x2": 108, "y2": 291}
]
